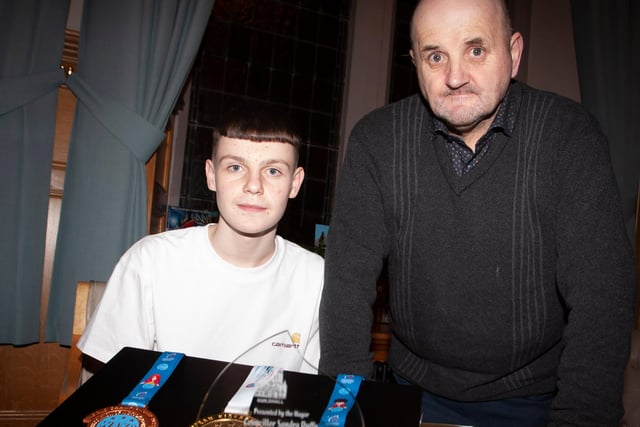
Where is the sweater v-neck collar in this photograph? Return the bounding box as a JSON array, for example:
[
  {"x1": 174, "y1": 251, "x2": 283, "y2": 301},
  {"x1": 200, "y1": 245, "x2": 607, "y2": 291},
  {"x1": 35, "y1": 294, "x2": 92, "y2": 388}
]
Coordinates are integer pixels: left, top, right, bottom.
[
  {"x1": 428, "y1": 82, "x2": 521, "y2": 195},
  {"x1": 433, "y1": 130, "x2": 510, "y2": 195}
]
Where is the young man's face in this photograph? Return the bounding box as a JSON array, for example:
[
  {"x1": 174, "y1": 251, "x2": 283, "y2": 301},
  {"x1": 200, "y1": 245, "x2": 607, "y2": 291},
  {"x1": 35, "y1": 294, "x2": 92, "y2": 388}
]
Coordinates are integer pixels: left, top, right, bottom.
[
  {"x1": 409, "y1": 0, "x2": 522, "y2": 143},
  {"x1": 205, "y1": 136, "x2": 304, "y2": 238}
]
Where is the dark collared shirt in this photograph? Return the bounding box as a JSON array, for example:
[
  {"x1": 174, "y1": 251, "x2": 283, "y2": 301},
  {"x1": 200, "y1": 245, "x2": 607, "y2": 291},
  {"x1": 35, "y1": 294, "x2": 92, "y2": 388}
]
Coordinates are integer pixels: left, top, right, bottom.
[{"x1": 434, "y1": 85, "x2": 517, "y2": 176}]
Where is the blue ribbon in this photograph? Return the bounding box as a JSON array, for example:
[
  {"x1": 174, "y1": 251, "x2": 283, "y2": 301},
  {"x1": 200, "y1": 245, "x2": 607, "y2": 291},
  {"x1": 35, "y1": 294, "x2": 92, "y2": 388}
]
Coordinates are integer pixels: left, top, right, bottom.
[
  {"x1": 319, "y1": 373, "x2": 364, "y2": 427},
  {"x1": 121, "y1": 351, "x2": 184, "y2": 407}
]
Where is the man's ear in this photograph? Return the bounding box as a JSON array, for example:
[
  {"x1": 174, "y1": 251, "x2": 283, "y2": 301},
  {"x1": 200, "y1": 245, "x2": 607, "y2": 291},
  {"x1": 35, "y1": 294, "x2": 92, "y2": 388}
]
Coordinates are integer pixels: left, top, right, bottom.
[
  {"x1": 288, "y1": 166, "x2": 305, "y2": 198},
  {"x1": 205, "y1": 159, "x2": 216, "y2": 192},
  {"x1": 409, "y1": 49, "x2": 416, "y2": 66},
  {"x1": 509, "y1": 32, "x2": 524, "y2": 78}
]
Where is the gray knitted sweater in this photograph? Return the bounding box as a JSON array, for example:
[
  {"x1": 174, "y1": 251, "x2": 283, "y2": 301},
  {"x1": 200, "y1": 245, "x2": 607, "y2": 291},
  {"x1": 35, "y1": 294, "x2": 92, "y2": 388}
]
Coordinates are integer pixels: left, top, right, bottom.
[{"x1": 319, "y1": 81, "x2": 637, "y2": 426}]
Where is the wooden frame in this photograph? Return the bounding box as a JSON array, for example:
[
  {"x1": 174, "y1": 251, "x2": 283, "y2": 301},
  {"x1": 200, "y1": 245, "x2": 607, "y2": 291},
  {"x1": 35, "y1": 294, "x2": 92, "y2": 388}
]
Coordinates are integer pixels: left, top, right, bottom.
[{"x1": 58, "y1": 281, "x2": 106, "y2": 404}]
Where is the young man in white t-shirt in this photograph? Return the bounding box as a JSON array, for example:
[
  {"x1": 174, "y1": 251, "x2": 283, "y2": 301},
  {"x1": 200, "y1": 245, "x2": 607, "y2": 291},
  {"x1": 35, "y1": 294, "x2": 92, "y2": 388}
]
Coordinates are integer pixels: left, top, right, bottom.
[{"x1": 77, "y1": 105, "x2": 324, "y2": 374}]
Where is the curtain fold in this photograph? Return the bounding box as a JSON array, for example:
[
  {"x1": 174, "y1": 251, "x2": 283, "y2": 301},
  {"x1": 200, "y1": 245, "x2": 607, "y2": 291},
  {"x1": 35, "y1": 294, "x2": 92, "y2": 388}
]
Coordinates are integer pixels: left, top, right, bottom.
[
  {"x1": 66, "y1": 73, "x2": 165, "y2": 162},
  {"x1": 0, "y1": 0, "x2": 69, "y2": 344},
  {"x1": 571, "y1": 0, "x2": 640, "y2": 245},
  {"x1": 0, "y1": 70, "x2": 66, "y2": 115},
  {"x1": 45, "y1": 0, "x2": 214, "y2": 345}
]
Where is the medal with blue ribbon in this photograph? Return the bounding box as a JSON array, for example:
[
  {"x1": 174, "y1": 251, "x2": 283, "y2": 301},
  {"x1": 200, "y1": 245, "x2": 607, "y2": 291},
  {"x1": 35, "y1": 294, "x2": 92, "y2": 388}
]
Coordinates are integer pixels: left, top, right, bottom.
[{"x1": 83, "y1": 351, "x2": 184, "y2": 427}]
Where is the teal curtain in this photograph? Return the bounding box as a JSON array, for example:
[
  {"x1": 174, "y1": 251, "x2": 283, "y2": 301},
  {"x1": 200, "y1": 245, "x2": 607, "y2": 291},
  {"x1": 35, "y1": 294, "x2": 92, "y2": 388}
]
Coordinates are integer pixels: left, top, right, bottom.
[
  {"x1": 571, "y1": 0, "x2": 640, "y2": 246},
  {"x1": 0, "y1": 0, "x2": 69, "y2": 344},
  {"x1": 45, "y1": 0, "x2": 214, "y2": 345}
]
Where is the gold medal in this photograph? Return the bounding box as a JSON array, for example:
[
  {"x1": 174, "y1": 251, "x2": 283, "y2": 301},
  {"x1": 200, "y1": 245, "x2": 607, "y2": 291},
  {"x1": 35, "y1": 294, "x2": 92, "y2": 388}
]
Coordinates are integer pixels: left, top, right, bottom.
[
  {"x1": 190, "y1": 412, "x2": 260, "y2": 426},
  {"x1": 83, "y1": 404, "x2": 159, "y2": 427}
]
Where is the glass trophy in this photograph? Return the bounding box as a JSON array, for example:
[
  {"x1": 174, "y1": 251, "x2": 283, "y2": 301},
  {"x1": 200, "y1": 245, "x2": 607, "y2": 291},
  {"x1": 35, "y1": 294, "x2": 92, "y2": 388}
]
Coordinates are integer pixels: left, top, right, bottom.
[{"x1": 189, "y1": 329, "x2": 365, "y2": 427}]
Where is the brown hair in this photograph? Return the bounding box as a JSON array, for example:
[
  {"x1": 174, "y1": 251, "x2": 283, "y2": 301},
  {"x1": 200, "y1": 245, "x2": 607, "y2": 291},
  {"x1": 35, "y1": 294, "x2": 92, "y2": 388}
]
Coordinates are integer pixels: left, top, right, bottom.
[{"x1": 211, "y1": 105, "x2": 301, "y2": 164}]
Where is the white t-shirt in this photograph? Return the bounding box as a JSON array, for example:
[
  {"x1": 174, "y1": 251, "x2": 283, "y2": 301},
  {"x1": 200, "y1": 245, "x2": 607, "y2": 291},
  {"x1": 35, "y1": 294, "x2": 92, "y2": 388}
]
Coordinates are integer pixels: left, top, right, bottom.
[{"x1": 77, "y1": 224, "x2": 324, "y2": 373}]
